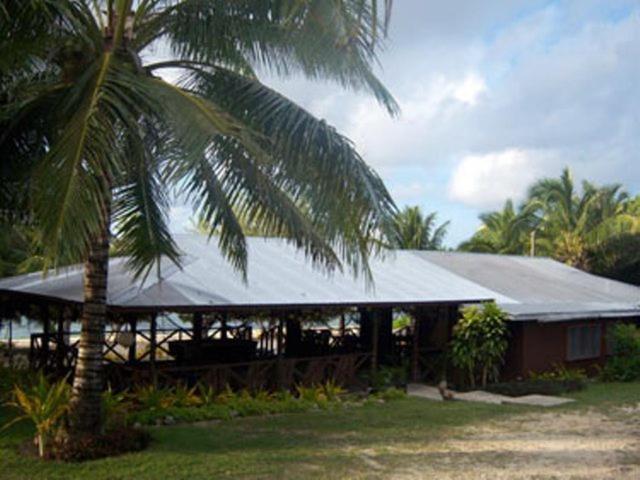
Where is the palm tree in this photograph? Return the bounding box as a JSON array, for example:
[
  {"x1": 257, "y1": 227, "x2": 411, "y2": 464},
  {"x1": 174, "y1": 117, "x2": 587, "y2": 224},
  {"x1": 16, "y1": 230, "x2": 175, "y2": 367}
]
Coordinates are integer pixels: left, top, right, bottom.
[
  {"x1": 388, "y1": 206, "x2": 449, "y2": 250},
  {"x1": 458, "y1": 200, "x2": 537, "y2": 254},
  {"x1": 1, "y1": 0, "x2": 398, "y2": 436},
  {"x1": 528, "y1": 168, "x2": 631, "y2": 268}
]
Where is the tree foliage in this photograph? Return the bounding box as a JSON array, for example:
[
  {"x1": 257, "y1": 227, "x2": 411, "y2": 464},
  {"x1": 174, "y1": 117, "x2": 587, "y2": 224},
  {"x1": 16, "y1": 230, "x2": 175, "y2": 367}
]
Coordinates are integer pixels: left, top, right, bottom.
[
  {"x1": 0, "y1": 0, "x2": 398, "y2": 281},
  {"x1": 388, "y1": 206, "x2": 449, "y2": 250},
  {"x1": 459, "y1": 168, "x2": 640, "y2": 278}
]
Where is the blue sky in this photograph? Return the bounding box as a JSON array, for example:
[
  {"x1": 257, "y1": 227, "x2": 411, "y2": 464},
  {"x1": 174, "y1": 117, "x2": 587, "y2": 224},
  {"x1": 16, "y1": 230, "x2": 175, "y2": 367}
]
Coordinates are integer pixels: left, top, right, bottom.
[{"x1": 169, "y1": 0, "x2": 640, "y2": 247}]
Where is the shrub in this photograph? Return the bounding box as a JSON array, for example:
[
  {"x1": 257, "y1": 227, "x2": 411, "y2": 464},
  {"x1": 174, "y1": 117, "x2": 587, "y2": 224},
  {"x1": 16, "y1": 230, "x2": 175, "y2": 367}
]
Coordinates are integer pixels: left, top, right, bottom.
[
  {"x1": 450, "y1": 302, "x2": 509, "y2": 388},
  {"x1": 529, "y1": 364, "x2": 587, "y2": 382},
  {"x1": 172, "y1": 383, "x2": 201, "y2": 408},
  {"x1": 130, "y1": 384, "x2": 173, "y2": 410},
  {"x1": 196, "y1": 382, "x2": 217, "y2": 406},
  {"x1": 366, "y1": 364, "x2": 408, "y2": 391},
  {"x1": 372, "y1": 387, "x2": 407, "y2": 401},
  {"x1": 102, "y1": 385, "x2": 129, "y2": 429},
  {"x1": 602, "y1": 324, "x2": 640, "y2": 382},
  {"x1": 486, "y1": 379, "x2": 584, "y2": 397},
  {"x1": 3, "y1": 373, "x2": 70, "y2": 458}
]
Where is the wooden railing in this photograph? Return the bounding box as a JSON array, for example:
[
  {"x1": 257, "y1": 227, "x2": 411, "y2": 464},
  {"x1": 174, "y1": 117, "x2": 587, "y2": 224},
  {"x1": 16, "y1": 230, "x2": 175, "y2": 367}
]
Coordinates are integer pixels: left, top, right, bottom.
[{"x1": 106, "y1": 352, "x2": 372, "y2": 392}]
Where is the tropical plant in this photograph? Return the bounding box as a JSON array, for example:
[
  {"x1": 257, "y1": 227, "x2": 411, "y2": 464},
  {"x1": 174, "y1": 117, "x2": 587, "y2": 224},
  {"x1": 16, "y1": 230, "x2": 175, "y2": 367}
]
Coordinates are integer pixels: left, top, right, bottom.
[
  {"x1": 0, "y1": 223, "x2": 46, "y2": 278},
  {"x1": 3, "y1": 374, "x2": 70, "y2": 458},
  {"x1": 450, "y1": 302, "x2": 509, "y2": 388},
  {"x1": 2, "y1": 0, "x2": 397, "y2": 436},
  {"x1": 171, "y1": 383, "x2": 201, "y2": 408},
  {"x1": 459, "y1": 168, "x2": 640, "y2": 269},
  {"x1": 388, "y1": 206, "x2": 449, "y2": 250},
  {"x1": 101, "y1": 385, "x2": 129, "y2": 428},
  {"x1": 458, "y1": 200, "x2": 538, "y2": 255},
  {"x1": 527, "y1": 168, "x2": 634, "y2": 268},
  {"x1": 601, "y1": 323, "x2": 640, "y2": 382},
  {"x1": 588, "y1": 233, "x2": 640, "y2": 285}
]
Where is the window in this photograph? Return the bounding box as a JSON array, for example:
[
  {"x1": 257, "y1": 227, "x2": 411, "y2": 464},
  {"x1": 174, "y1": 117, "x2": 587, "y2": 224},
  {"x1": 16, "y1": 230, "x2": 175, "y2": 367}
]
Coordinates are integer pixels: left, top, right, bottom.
[{"x1": 567, "y1": 325, "x2": 601, "y2": 361}]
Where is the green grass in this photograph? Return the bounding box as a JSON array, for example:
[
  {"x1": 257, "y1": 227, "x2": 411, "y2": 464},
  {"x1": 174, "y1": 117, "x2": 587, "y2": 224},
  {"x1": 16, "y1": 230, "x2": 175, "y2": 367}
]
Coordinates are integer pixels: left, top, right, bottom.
[{"x1": 1, "y1": 382, "x2": 639, "y2": 480}]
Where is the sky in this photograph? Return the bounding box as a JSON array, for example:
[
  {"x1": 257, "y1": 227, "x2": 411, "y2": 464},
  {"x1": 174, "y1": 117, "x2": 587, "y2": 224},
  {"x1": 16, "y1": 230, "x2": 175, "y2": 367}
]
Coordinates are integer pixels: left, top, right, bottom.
[{"x1": 169, "y1": 0, "x2": 640, "y2": 247}]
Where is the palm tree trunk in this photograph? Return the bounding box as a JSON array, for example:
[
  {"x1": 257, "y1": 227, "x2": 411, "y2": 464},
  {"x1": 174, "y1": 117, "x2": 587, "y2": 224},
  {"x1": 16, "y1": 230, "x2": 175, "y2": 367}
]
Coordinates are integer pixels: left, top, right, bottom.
[{"x1": 67, "y1": 205, "x2": 111, "y2": 435}]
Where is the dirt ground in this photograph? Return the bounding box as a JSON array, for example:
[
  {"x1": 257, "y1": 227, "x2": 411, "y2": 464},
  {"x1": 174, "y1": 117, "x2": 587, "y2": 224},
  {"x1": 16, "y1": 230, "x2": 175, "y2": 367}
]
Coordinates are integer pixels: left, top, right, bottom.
[{"x1": 362, "y1": 406, "x2": 640, "y2": 480}]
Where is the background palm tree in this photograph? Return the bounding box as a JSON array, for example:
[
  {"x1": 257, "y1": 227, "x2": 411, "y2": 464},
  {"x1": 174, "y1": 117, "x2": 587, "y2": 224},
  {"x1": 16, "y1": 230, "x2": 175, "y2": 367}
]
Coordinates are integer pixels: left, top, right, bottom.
[
  {"x1": 458, "y1": 200, "x2": 537, "y2": 254},
  {"x1": 388, "y1": 206, "x2": 450, "y2": 250},
  {"x1": 528, "y1": 168, "x2": 632, "y2": 268},
  {"x1": 459, "y1": 168, "x2": 639, "y2": 271},
  {"x1": 1, "y1": 0, "x2": 398, "y2": 436}
]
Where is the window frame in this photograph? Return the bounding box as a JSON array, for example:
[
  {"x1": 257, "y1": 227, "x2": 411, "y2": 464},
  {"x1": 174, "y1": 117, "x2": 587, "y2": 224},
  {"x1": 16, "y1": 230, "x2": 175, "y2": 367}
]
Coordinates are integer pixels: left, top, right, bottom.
[{"x1": 566, "y1": 323, "x2": 602, "y2": 361}]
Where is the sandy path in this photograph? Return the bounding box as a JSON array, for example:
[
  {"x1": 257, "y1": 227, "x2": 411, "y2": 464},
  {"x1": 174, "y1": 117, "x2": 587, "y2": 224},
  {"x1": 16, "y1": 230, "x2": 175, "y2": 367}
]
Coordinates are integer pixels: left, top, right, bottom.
[{"x1": 368, "y1": 407, "x2": 640, "y2": 479}]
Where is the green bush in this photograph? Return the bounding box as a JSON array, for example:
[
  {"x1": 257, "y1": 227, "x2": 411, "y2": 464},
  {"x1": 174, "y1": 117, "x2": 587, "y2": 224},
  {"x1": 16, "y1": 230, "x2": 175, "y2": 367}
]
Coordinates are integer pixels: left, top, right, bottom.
[
  {"x1": 126, "y1": 380, "x2": 399, "y2": 426},
  {"x1": 450, "y1": 302, "x2": 509, "y2": 388},
  {"x1": 529, "y1": 364, "x2": 587, "y2": 382},
  {"x1": 3, "y1": 373, "x2": 70, "y2": 458},
  {"x1": 372, "y1": 387, "x2": 407, "y2": 401},
  {"x1": 601, "y1": 324, "x2": 640, "y2": 382},
  {"x1": 366, "y1": 364, "x2": 408, "y2": 391},
  {"x1": 486, "y1": 379, "x2": 584, "y2": 397}
]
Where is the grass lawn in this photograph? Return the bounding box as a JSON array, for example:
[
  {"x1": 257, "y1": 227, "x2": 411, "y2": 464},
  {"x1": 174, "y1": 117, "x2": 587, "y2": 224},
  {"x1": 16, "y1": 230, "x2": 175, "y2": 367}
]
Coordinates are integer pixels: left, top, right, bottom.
[{"x1": 1, "y1": 382, "x2": 639, "y2": 480}]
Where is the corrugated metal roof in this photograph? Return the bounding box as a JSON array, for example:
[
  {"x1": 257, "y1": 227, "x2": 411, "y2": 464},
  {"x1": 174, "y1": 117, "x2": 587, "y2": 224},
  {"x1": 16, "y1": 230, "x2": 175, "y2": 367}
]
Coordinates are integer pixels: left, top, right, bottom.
[
  {"x1": 416, "y1": 251, "x2": 640, "y2": 321},
  {"x1": 0, "y1": 235, "x2": 502, "y2": 310},
  {"x1": 1, "y1": 235, "x2": 639, "y2": 322}
]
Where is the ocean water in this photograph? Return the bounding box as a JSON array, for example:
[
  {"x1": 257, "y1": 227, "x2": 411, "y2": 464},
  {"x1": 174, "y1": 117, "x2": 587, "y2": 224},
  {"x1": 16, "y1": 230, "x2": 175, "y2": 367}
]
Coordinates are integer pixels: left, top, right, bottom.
[{"x1": 0, "y1": 315, "x2": 190, "y2": 341}]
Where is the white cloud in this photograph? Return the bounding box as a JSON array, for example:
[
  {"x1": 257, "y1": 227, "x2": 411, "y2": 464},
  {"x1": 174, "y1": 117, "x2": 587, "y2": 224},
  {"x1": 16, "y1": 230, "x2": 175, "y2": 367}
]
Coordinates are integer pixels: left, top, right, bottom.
[
  {"x1": 344, "y1": 72, "x2": 488, "y2": 168},
  {"x1": 448, "y1": 149, "x2": 549, "y2": 208},
  {"x1": 453, "y1": 74, "x2": 487, "y2": 105}
]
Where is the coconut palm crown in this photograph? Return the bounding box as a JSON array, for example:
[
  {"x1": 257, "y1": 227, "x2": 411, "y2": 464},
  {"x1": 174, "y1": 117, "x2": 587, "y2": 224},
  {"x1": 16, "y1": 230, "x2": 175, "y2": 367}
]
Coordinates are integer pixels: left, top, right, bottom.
[{"x1": 1, "y1": 0, "x2": 398, "y2": 434}]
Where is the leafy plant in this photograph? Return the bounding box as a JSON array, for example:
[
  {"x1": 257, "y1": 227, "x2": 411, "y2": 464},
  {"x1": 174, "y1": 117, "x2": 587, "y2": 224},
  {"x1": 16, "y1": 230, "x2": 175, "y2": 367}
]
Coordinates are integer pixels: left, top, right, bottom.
[
  {"x1": 3, "y1": 374, "x2": 70, "y2": 458},
  {"x1": 529, "y1": 364, "x2": 587, "y2": 382},
  {"x1": 321, "y1": 380, "x2": 346, "y2": 402},
  {"x1": 130, "y1": 385, "x2": 173, "y2": 411},
  {"x1": 102, "y1": 385, "x2": 129, "y2": 428},
  {"x1": 372, "y1": 387, "x2": 406, "y2": 401},
  {"x1": 450, "y1": 302, "x2": 509, "y2": 388},
  {"x1": 196, "y1": 383, "x2": 217, "y2": 406},
  {"x1": 601, "y1": 324, "x2": 640, "y2": 382},
  {"x1": 172, "y1": 384, "x2": 201, "y2": 408}
]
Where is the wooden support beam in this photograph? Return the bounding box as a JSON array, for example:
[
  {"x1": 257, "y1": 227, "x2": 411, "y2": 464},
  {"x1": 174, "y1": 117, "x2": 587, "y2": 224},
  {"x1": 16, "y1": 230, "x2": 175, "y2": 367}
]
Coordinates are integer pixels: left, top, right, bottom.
[
  {"x1": 56, "y1": 306, "x2": 65, "y2": 372},
  {"x1": 285, "y1": 316, "x2": 302, "y2": 358},
  {"x1": 128, "y1": 316, "x2": 137, "y2": 364},
  {"x1": 371, "y1": 310, "x2": 379, "y2": 373},
  {"x1": 41, "y1": 304, "x2": 50, "y2": 366},
  {"x1": 221, "y1": 313, "x2": 228, "y2": 340},
  {"x1": 149, "y1": 313, "x2": 157, "y2": 386},
  {"x1": 276, "y1": 318, "x2": 284, "y2": 388},
  {"x1": 193, "y1": 312, "x2": 203, "y2": 342},
  {"x1": 411, "y1": 314, "x2": 420, "y2": 382}
]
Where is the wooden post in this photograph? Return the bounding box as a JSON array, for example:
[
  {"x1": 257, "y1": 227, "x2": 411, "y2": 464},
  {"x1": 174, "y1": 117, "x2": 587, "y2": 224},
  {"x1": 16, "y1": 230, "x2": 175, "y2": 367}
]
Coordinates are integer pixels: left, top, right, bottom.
[
  {"x1": 150, "y1": 313, "x2": 157, "y2": 386},
  {"x1": 56, "y1": 307, "x2": 65, "y2": 372},
  {"x1": 411, "y1": 313, "x2": 420, "y2": 382},
  {"x1": 41, "y1": 305, "x2": 50, "y2": 369},
  {"x1": 285, "y1": 316, "x2": 302, "y2": 358},
  {"x1": 193, "y1": 312, "x2": 203, "y2": 342},
  {"x1": 8, "y1": 314, "x2": 13, "y2": 368},
  {"x1": 128, "y1": 316, "x2": 137, "y2": 364},
  {"x1": 221, "y1": 313, "x2": 228, "y2": 340},
  {"x1": 371, "y1": 311, "x2": 379, "y2": 373},
  {"x1": 276, "y1": 318, "x2": 284, "y2": 388}
]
